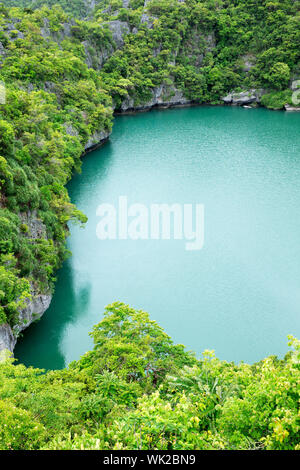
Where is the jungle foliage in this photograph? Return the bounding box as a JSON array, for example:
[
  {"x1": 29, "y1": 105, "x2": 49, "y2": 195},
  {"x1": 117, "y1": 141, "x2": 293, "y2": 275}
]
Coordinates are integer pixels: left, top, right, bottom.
[
  {"x1": 0, "y1": 303, "x2": 299, "y2": 450},
  {"x1": 0, "y1": 3, "x2": 113, "y2": 327}
]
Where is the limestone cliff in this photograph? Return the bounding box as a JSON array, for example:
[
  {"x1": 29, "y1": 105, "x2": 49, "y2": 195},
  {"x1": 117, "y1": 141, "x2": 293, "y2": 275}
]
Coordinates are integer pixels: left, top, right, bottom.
[
  {"x1": 118, "y1": 84, "x2": 192, "y2": 113},
  {"x1": 0, "y1": 324, "x2": 15, "y2": 352},
  {"x1": 0, "y1": 212, "x2": 52, "y2": 354}
]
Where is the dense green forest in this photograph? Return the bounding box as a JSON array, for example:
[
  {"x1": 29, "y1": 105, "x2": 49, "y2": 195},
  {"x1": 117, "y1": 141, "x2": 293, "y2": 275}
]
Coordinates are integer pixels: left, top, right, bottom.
[
  {"x1": 0, "y1": 0, "x2": 97, "y2": 18},
  {"x1": 0, "y1": 0, "x2": 299, "y2": 450},
  {"x1": 1, "y1": 302, "x2": 300, "y2": 450}
]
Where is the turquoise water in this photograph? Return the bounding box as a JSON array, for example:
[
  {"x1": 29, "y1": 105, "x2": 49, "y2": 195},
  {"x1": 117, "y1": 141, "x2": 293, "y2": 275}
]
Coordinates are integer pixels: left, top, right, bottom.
[{"x1": 15, "y1": 106, "x2": 300, "y2": 369}]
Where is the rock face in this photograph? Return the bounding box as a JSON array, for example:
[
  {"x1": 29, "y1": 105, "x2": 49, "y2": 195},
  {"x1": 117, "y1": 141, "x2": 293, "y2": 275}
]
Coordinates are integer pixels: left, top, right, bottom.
[
  {"x1": 0, "y1": 42, "x2": 6, "y2": 63},
  {"x1": 14, "y1": 293, "x2": 52, "y2": 337},
  {"x1": 0, "y1": 212, "x2": 52, "y2": 355},
  {"x1": 39, "y1": 17, "x2": 115, "y2": 71},
  {"x1": 141, "y1": 0, "x2": 158, "y2": 29},
  {"x1": 84, "y1": 128, "x2": 112, "y2": 152},
  {"x1": 84, "y1": 0, "x2": 96, "y2": 16},
  {"x1": 181, "y1": 30, "x2": 216, "y2": 68},
  {"x1": 0, "y1": 291, "x2": 52, "y2": 356},
  {"x1": 3, "y1": 21, "x2": 24, "y2": 41},
  {"x1": 222, "y1": 89, "x2": 266, "y2": 105},
  {"x1": 119, "y1": 84, "x2": 192, "y2": 112},
  {"x1": 242, "y1": 54, "x2": 256, "y2": 72},
  {"x1": 140, "y1": 13, "x2": 155, "y2": 29},
  {"x1": 107, "y1": 20, "x2": 130, "y2": 48},
  {"x1": 20, "y1": 210, "x2": 47, "y2": 239},
  {"x1": 0, "y1": 325, "x2": 16, "y2": 353},
  {"x1": 83, "y1": 40, "x2": 114, "y2": 70}
]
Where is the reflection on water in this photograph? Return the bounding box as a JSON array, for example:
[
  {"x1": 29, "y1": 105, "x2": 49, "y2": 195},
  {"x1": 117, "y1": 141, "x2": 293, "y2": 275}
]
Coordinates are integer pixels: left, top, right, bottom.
[{"x1": 15, "y1": 260, "x2": 79, "y2": 369}]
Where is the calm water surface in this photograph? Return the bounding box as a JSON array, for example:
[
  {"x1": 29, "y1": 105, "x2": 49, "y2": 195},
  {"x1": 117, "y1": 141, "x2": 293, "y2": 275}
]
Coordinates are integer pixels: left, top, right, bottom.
[{"x1": 15, "y1": 106, "x2": 300, "y2": 369}]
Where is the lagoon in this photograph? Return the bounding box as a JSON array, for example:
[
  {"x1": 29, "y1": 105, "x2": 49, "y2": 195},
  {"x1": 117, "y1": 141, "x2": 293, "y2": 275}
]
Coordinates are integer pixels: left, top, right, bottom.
[{"x1": 15, "y1": 106, "x2": 300, "y2": 369}]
